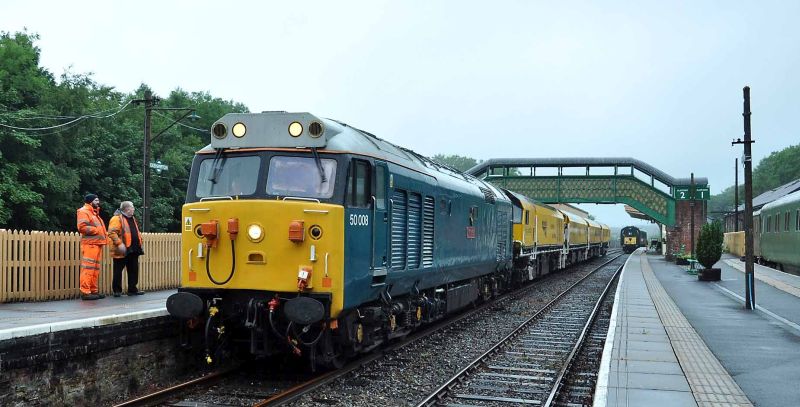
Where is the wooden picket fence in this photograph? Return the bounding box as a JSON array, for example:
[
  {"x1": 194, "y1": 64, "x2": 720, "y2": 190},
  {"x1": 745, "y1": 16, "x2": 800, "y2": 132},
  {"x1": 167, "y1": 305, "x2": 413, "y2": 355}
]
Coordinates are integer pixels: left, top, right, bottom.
[{"x1": 0, "y1": 229, "x2": 181, "y2": 303}]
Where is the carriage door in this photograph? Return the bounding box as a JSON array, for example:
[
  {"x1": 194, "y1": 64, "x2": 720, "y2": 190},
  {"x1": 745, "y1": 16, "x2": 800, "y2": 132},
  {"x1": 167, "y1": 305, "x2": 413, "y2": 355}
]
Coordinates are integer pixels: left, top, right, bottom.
[{"x1": 371, "y1": 162, "x2": 389, "y2": 284}]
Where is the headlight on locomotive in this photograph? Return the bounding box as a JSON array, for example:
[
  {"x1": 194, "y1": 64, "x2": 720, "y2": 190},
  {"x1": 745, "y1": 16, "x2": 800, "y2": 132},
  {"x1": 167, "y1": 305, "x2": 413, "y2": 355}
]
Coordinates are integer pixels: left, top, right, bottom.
[{"x1": 247, "y1": 223, "x2": 264, "y2": 242}]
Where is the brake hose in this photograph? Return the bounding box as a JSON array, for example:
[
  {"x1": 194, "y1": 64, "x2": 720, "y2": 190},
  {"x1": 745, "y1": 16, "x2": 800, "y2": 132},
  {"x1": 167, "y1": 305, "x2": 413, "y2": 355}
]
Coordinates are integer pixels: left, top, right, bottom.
[{"x1": 206, "y1": 240, "x2": 236, "y2": 285}]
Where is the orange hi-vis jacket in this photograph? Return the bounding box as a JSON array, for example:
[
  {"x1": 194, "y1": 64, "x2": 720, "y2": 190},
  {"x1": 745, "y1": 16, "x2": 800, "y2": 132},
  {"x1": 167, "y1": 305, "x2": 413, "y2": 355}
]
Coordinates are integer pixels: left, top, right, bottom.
[
  {"x1": 76, "y1": 204, "x2": 108, "y2": 246},
  {"x1": 108, "y1": 210, "x2": 142, "y2": 259}
]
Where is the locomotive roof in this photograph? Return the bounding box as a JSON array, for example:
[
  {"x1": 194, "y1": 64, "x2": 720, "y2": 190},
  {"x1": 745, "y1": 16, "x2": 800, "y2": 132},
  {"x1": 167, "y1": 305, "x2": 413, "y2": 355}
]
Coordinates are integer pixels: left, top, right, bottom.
[{"x1": 201, "y1": 112, "x2": 507, "y2": 200}]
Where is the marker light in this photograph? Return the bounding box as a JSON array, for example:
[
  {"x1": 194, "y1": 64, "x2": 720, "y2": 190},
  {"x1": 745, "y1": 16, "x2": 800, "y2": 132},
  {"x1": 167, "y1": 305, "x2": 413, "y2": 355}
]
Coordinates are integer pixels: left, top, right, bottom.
[
  {"x1": 247, "y1": 224, "x2": 264, "y2": 242},
  {"x1": 288, "y1": 121, "x2": 303, "y2": 137},
  {"x1": 212, "y1": 123, "x2": 227, "y2": 139},
  {"x1": 308, "y1": 121, "x2": 324, "y2": 138},
  {"x1": 232, "y1": 122, "x2": 247, "y2": 138}
]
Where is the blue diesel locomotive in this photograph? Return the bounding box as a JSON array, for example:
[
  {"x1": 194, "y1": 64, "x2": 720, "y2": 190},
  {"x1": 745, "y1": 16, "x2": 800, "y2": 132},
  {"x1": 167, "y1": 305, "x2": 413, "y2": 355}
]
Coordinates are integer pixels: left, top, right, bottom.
[{"x1": 166, "y1": 112, "x2": 607, "y2": 368}]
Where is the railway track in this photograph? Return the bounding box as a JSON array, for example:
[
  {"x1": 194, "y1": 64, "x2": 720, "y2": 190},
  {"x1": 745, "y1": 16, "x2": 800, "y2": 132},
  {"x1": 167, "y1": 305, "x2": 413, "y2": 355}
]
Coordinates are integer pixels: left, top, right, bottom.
[
  {"x1": 115, "y1": 252, "x2": 623, "y2": 407},
  {"x1": 415, "y1": 256, "x2": 623, "y2": 406}
]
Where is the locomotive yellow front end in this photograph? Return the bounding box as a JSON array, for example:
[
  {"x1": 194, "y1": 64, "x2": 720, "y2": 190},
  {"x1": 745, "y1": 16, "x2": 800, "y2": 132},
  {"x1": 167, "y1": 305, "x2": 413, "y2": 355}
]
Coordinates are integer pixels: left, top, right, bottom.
[
  {"x1": 166, "y1": 112, "x2": 350, "y2": 365},
  {"x1": 178, "y1": 199, "x2": 345, "y2": 316}
]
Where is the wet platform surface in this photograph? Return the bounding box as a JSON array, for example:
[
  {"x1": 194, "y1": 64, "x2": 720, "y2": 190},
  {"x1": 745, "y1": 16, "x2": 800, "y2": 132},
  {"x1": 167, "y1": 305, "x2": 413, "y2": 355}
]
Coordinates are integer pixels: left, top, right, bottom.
[
  {"x1": 0, "y1": 289, "x2": 174, "y2": 340},
  {"x1": 596, "y1": 250, "x2": 800, "y2": 406}
]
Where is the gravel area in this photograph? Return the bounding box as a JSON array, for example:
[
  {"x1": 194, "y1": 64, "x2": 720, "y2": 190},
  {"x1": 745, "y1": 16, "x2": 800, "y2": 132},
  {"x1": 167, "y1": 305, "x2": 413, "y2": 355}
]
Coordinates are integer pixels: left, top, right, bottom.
[{"x1": 288, "y1": 254, "x2": 626, "y2": 407}]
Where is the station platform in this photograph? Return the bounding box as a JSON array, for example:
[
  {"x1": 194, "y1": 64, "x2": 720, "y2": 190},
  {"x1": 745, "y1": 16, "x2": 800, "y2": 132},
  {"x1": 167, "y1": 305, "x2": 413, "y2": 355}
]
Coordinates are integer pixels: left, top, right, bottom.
[
  {"x1": 0, "y1": 289, "x2": 174, "y2": 341},
  {"x1": 594, "y1": 249, "x2": 800, "y2": 406}
]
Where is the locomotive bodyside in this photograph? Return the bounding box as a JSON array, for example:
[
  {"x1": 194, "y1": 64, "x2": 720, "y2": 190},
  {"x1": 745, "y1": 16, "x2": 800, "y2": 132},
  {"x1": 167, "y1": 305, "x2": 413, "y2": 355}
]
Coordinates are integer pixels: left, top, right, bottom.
[{"x1": 167, "y1": 112, "x2": 516, "y2": 367}]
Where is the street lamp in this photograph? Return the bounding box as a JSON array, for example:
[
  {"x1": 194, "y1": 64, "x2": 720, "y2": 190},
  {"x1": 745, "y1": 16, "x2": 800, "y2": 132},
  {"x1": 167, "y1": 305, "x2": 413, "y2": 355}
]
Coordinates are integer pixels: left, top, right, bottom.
[{"x1": 133, "y1": 90, "x2": 199, "y2": 232}]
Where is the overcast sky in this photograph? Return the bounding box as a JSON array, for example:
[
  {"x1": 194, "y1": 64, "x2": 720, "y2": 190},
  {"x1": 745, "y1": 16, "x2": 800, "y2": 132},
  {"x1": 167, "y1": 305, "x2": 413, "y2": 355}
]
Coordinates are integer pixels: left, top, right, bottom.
[{"x1": 3, "y1": 1, "x2": 798, "y2": 228}]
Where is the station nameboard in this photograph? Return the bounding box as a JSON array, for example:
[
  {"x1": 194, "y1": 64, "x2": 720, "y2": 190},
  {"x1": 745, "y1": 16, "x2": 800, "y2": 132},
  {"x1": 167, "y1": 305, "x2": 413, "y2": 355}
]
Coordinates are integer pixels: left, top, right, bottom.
[{"x1": 673, "y1": 186, "x2": 710, "y2": 200}]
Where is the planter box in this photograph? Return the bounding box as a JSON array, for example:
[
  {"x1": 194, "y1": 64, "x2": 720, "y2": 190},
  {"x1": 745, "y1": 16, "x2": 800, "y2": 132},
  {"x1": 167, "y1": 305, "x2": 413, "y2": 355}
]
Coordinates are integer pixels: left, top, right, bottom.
[{"x1": 698, "y1": 268, "x2": 721, "y2": 281}]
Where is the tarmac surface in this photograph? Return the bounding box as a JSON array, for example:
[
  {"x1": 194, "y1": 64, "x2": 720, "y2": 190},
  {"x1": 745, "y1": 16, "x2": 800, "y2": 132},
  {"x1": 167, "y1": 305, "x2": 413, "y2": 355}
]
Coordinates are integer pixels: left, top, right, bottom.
[
  {"x1": 651, "y1": 254, "x2": 800, "y2": 406},
  {"x1": 0, "y1": 289, "x2": 174, "y2": 340}
]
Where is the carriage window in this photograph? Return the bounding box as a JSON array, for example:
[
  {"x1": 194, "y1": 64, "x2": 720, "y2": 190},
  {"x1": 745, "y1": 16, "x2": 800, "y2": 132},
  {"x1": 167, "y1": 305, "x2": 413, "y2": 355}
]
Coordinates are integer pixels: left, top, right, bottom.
[
  {"x1": 347, "y1": 160, "x2": 371, "y2": 208},
  {"x1": 525, "y1": 210, "x2": 530, "y2": 225},
  {"x1": 796, "y1": 209, "x2": 800, "y2": 231},
  {"x1": 266, "y1": 156, "x2": 337, "y2": 199},
  {"x1": 786, "y1": 212, "x2": 791, "y2": 232},
  {"x1": 196, "y1": 155, "x2": 260, "y2": 197}
]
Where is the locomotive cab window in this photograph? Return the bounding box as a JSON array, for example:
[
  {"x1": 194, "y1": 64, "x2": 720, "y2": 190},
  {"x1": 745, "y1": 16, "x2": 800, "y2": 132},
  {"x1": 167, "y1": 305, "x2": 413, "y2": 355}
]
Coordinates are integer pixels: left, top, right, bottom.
[
  {"x1": 512, "y1": 205, "x2": 522, "y2": 223},
  {"x1": 266, "y1": 156, "x2": 337, "y2": 199},
  {"x1": 347, "y1": 160, "x2": 371, "y2": 208},
  {"x1": 196, "y1": 155, "x2": 260, "y2": 198}
]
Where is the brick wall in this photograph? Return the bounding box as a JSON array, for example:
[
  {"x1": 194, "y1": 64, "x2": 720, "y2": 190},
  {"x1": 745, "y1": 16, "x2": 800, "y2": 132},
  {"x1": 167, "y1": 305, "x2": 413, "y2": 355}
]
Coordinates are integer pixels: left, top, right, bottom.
[{"x1": 665, "y1": 200, "x2": 707, "y2": 260}]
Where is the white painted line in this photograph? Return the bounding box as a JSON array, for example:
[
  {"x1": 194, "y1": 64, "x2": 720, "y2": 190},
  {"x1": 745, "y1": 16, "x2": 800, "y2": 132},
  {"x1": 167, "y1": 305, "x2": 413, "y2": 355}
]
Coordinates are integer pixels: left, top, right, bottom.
[
  {"x1": 593, "y1": 251, "x2": 635, "y2": 407},
  {"x1": 712, "y1": 283, "x2": 800, "y2": 336},
  {"x1": 0, "y1": 307, "x2": 168, "y2": 341}
]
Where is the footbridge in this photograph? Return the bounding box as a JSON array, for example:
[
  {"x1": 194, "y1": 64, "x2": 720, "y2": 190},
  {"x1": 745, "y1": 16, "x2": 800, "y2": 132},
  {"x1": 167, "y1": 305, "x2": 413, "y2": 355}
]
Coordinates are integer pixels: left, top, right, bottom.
[{"x1": 467, "y1": 157, "x2": 709, "y2": 227}]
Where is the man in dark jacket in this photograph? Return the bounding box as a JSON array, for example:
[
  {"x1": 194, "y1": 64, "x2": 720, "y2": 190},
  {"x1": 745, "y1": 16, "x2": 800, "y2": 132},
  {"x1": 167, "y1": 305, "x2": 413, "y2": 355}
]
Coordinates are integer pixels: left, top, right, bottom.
[{"x1": 108, "y1": 201, "x2": 145, "y2": 296}]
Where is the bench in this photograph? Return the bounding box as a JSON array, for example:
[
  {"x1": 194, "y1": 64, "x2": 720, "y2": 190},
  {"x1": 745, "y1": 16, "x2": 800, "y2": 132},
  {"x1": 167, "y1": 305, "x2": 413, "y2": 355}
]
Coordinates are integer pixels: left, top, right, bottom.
[{"x1": 687, "y1": 259, "x2": 700, "y2": 275}]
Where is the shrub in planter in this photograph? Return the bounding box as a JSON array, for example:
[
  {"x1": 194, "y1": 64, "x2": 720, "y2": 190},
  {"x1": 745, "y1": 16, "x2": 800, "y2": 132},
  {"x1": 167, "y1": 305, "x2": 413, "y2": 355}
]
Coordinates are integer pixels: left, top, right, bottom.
[{"x1": 697, "y1": 221, "x2": 723, "y2": 281}]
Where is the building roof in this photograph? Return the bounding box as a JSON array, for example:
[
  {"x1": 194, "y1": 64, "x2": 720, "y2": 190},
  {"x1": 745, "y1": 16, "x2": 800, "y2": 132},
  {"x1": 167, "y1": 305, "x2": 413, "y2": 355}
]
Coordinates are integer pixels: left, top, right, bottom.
[{"x1": 737, "y1": 178, "x2": 800, "y2": 211}]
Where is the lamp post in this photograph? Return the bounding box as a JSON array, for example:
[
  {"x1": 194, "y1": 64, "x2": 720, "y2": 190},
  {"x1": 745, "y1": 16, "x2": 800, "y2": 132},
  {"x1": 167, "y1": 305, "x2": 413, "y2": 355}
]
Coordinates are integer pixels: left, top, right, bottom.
[{"x1": 133, "y1": 90, "x2": 198, "y2": 232}]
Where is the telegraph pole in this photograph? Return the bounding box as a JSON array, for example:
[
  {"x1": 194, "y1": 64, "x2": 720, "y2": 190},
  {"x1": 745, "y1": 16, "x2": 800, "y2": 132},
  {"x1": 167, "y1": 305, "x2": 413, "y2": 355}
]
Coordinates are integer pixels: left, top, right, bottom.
[
  {"x1": 732, "y1": 86, "x2": 756, "y2": 310},
  {"x1": 132, "y1": 91, "x2": 196, "y2": 232},
  {"x1": 734, "y1": 158, "x2": 739, "y2": 232},
  {"x1": 690, "y1": 173, "x2": 695, "y2": 258},
  {"x1": 142, "y1": 90, "x2": 154, "y2": 232}
]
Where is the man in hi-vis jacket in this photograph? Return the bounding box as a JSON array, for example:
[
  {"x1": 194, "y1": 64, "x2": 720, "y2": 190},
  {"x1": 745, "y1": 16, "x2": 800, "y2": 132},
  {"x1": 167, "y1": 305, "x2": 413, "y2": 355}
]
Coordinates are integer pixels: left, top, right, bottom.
[
  {"x1": 108, "y1": 201, "x2": 145, "y2": 296},
  {"x1": 76, "y1": 194, "x2": 108, "y2": 300}
]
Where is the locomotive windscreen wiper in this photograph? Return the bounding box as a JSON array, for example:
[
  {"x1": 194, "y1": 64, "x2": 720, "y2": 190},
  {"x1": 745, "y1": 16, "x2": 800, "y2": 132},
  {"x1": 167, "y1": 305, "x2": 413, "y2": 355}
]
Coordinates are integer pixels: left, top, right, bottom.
[
  {"x1": 208, "y1": 148, "x2": 227, "y2": 184},
  {"x1": 311, "y1": 147, "x2": 327, "y2": 183}
]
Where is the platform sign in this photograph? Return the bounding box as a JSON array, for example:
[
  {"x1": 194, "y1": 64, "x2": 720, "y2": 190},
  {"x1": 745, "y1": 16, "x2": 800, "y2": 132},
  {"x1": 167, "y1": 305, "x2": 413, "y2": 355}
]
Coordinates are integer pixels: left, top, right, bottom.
[{"x1": 674, "y1": 186, "x2": 710, "y2": 200}]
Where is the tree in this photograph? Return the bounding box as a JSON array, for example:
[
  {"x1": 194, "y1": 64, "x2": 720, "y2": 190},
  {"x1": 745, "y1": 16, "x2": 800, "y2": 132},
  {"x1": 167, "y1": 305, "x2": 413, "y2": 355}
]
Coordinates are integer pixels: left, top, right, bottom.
[
  {"x1": 0, "y1": 32, "x2": 250, "y2": 232},
  {"x1": 696, "y1": 221, "x2": 723, "y2": 269},
  {"x1": 432, "y1": 154, "x2": 480, "y2": 172},
  {"x1": 709, "y1": 143, "x2": 800, "y2": 220}
]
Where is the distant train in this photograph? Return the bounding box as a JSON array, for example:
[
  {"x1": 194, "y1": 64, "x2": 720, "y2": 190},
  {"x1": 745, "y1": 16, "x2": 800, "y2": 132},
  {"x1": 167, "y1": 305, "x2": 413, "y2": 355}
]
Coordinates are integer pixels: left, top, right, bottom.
[
  {"x1": 752, "y1": 189, "x2": 800, "y2": 271},
  {"x1": 166, "y1": 111, "x2": 611, "y2": 368},
  {"x1": 621, "y1": 226, "x2": 647, "y2": 254}
]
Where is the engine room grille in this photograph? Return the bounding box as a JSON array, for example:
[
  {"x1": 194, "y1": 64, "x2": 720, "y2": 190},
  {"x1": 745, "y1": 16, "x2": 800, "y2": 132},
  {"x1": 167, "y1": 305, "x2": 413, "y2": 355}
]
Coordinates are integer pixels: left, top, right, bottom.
[
  {"x1": 391, "y1": 190, "x2": 407, "y2": 270},
  {"x1": 407, "y1": 192, "x2": 422, "y2": 269},
  {"x1": 479, "y1": 186, "x2": 496, "y2": 203},
  {"x1": 422, "y1": 196, "x2": 435, "y2": 267},
  {"x1": 496, "y1": 210, "x2": 509, "y2": 262}
]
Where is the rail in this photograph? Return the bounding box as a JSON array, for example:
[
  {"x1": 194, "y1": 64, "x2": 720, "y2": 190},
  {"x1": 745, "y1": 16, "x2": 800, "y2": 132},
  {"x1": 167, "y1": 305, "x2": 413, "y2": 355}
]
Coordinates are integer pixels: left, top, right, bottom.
[
  {"x1": 416, "y1": 254, "x2": 623, "y2": 406},
  {"x1": 0, "y1": 229, "x2": 181, "y2": 302}
]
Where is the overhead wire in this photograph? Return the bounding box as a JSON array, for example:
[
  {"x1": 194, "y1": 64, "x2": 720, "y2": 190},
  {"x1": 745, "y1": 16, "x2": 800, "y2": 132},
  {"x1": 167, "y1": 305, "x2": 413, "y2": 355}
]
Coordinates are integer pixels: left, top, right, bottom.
[
  {"x1": 0, "y1": 99, "x2": 134, "y2": 131},
  {"x1": 152, "y1": 110, "x2": 209, "y2": 133}
]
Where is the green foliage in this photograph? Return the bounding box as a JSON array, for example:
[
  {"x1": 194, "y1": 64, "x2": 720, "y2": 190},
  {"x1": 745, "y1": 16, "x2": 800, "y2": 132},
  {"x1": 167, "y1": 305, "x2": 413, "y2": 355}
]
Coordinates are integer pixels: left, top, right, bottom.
[
  {"x1": 709, "y1": 143, "x2": 800, "y2": 219},
  {"x1": 752, "y1": 144, "x2": 800, "y2": 195},
  {"x1": 0, "y1": 31, "x2": 248, "y2": 232},
  {"x1": 432, "y1": 154, "x2": 480, "y2": 172},
  {"x1": 696, "y1": 221, "x2": 723, "y2": 269}
]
